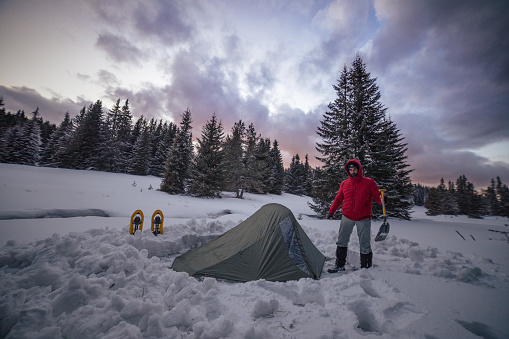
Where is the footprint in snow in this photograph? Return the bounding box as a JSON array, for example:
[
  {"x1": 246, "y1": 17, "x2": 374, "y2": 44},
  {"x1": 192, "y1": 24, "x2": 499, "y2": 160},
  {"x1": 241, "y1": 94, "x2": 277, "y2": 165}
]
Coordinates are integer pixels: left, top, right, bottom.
[{"x1": 382, "y1": 302, "x2": 426, "y2": 331}]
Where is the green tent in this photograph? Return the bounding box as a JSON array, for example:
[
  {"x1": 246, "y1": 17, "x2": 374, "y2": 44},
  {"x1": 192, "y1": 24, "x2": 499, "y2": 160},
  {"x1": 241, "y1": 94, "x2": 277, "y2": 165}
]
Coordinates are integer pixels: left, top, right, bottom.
[{"x1": 172, "y1": 203, "x2": 325, "y2": 282}]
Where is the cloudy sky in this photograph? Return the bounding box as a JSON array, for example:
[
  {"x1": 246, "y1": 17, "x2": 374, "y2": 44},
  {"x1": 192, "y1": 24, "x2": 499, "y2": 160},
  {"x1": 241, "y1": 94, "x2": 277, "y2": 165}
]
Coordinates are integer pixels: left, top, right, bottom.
[{"x1": 1, "y1": 0, "x2": 508, "y2": 189}]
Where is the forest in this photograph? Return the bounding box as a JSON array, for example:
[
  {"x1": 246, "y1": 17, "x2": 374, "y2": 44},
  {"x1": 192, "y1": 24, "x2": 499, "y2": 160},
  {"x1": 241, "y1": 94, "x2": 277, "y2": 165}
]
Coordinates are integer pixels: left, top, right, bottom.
[
  {"x1": 419, "y1": 176, "x2": 509, "y2": 218},
  {"x1": 0, "y1": 98, "x2": 311, "y2": 199}
]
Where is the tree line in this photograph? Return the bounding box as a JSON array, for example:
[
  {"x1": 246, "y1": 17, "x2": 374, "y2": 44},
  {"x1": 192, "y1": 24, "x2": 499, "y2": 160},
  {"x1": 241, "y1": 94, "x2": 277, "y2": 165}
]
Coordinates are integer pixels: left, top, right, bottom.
[
  {"x1": 0, "y1": 97, "x2": 313, "y2": 198},
  {"x1": 424, "y1": 176, "x2": 509, "y2": 218}
]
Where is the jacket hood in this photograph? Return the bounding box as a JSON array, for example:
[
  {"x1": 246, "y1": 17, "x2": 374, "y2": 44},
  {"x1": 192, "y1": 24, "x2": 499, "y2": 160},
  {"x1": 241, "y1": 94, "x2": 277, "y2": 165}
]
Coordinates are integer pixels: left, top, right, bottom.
[{"x1": 345, "y1": 159, "x2": 363, "y2": 178}]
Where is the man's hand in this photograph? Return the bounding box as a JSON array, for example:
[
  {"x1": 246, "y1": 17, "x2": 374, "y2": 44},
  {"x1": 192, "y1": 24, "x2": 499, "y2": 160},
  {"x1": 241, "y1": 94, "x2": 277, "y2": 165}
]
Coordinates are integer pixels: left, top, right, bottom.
[{"x1": 327, "y1": 213, "x2": 334, "y2": 220}]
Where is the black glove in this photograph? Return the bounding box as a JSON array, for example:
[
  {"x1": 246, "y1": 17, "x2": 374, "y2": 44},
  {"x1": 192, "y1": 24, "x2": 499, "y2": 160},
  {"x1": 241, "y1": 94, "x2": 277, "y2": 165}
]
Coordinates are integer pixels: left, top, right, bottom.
[
  {"x1": 383, "y1": 196, "x2": 389, "y2": 205},
  {"x1": 327, "y1": 213, "x2": 334, "y2": 219}
]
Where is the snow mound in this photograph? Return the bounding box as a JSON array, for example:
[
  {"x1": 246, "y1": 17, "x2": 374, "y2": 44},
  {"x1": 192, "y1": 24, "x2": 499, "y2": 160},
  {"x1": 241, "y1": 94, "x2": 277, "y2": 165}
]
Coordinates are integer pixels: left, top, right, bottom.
[{"x1": 1, "y1": 218, "x2": 506, "y2": 338}]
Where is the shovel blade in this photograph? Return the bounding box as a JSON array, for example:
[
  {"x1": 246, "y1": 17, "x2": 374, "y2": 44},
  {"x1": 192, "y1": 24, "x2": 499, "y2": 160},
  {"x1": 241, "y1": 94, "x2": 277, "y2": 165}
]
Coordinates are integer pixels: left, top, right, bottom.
[{"x1": 374, "y1": 221, "x2": 390, "y2": 242}]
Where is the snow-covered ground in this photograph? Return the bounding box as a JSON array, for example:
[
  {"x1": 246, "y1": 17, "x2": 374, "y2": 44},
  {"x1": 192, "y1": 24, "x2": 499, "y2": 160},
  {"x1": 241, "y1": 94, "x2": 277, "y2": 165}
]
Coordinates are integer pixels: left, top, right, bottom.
[{"x1": 1, "y1": 163, "x2": 508, "y2": 338}]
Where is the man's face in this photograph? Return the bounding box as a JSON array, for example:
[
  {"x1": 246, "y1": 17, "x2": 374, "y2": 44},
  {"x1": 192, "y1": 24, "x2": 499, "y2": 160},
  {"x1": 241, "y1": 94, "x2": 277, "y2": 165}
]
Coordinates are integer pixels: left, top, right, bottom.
[{"x1": 348, "y1": 167, "x2": 358, "y2": 178}]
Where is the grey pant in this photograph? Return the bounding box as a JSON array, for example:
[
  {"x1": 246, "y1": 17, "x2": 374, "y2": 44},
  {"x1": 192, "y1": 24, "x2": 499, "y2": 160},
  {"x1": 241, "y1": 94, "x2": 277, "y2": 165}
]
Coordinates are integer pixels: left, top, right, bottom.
[{"x1": 336, "y1": 216, "x2": 372, "y2": 254}]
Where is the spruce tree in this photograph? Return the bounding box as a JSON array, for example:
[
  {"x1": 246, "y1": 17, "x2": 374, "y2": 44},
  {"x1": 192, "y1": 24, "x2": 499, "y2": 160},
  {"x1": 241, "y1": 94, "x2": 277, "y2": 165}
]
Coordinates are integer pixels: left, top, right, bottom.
[
  {"x1": 223, "y1": 120, "x2": 247, "y2": 198},
  {"x1": 444, "y1": 180, "x2": 459, "y2": 215},
  {"x1": 18, "y1": 108, "x2": 41, "y2": 166},
  {"x1": 65, "y1": 100, "x2": 105, "y2": 170},
  {"x1": 150, "y1": 122, "x2": 177, "y2": 177},
  {"x1": 497, "y1": 178, "x2": 509, "y2": 217},
  {"x1": 268, "y1": 139, "x2": 284, "y2": 195},
  {"x1": 243, "y1": 123, "x2": 260, "y2": 194},
  {"x1": 161, "y1": 108, "x2": 193, "y2": 194},
  {"x1": 103, "y1": 99, "x2": 133, "y2": 172},
  {"x1": 495, "y1": 177, "x2": 506, "y2": 216},
  {"x1": 148, "y1": 119, "x2": 164, "y2": 176},
  {"x1": 412, "y1": 184, "x2": 429, "y2": 206},
  {"x1": 115, "y1": 100, "x2": 134, "y2": 172},
  {"x1": 129, "y1": 117, "x2": 151, "y2": 175},
  {"x1": 41, "y1": 112, "x2": 72, "y2": 166},
  {"x1": 467, "y1": 182, "x2": 483, "y2": 218},
  {"x1": 425, "y1": 187, "x2": 442, "y2": 215},
  {"x1": 303, "y1": 154, "x2": 313, "y2": 196},
  {"x1": 253, "y1": 138, "x2": 271, "y2": 194},
  {"x1": 311, "y1": 54, "x2": 413, "y2": 219},
  {"x1": 188, "y1": 114, "x2": 225, "y2": 197},
  {"x1": 285, "y1": 154, "x2": 306, "y2": 195},
  {"x1": 486, "y1": 178, "x2": 499, "y2": 216},
  {"x1": 55, "y1": 107, "x2": 86, "y2": 169},
  {"x1": 0, "y1": 124, "x2": 24, "y2": 164},
  {"x1": 455, "y1": 175, "x2": 470, "y2": 215}
]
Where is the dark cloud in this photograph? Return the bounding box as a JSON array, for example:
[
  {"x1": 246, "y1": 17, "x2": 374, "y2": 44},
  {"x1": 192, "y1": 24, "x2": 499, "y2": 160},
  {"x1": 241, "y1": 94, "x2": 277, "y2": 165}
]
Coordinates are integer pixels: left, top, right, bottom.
[
  {"x1": 367, "y1": 0, "x2": 509, "y2": 187},
  {"x1": 0, "y1": 86, "x2": 85, "y2": 123},
  {"x1": 95, "y1": 32, "x2": 144, "y2": 64},
  {"x1": 132, "y1": 1, "x2": 193, "y2": 45},
  {"x1": 371, "y1": 0, "x2": 509, "y2": 136},
  {"x1": 397, "y1": 113, "x2": 509, "y2": 188}
]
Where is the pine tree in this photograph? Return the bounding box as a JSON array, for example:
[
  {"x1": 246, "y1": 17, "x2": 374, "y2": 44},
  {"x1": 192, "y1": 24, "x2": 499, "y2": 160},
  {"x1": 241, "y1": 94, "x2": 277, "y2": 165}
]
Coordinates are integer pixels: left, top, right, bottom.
[
  {"x1": 267, "y1": 140, "x2": 284, "y2": 195},
  {"x1": 188, "y1": 114, "x2": 225, "y2": 197},
  {"x1": 0, "y1": 124, "x2": 24, "y2": 164},
  {"x1": 311, "y1": 54, "x2": 413, "y2": 219},
  {"x1": 467, "y1": 182, "x2": 483, "y2": 218},
  {"x1": 41, "y1": 112, "x2": 72, "y2": 166},
  {"x1": 150, "y1": 122, "x2": 177, "y2": 177},
  {"x1": 54, "y1": 107, "x2": 86, "y2": 169},
  {"x1": 486, "y1": 178, "x2": 499, "y2": 216},
  {"x1": 18, "y1": 108, "x2": 41, "y2": 166},
  {"x1": 412, "y1": 184, "x2": 429, "y2": 206},
  {"x1": 285, "y1": 154, "x2": 306, "y2": 195},
  {"x1": 303, "y1": 154, "x2": 314, "y2": 196},
  {"x1": 253, "y1": 138, "x2": 271, "y2": 194},
  {"x1": 495, "y1": 177, "x2": 506, "y2": 216},
  {"x1": 101, "y1": 99, "x2": 132, "y2": 172},
  {"x1": 243, "y1": 123, "x2": 260, "y2": 194},
  {"x1": 128, "y1": 117, "x2": 151, "y2": 175},
  {"x1": 65, "y1": 100, "x2": 105, "y2": 170},
  {"x1": 455, "y1": 175, "x2": 470, "y2": 215},
  {"x1": 161, "y1": 108, "x2": 193, "y2": 194},
  {"x1": 496, "y1": 178, "x2": 509, "y2": 217},
  {"x1": 425, "y1": 187, "x2": 442, "y2": 215},
  {"x1": 444, "y1": 180, "x2": 459, "y2": 215},
  {"x1": 223, "y1": 120, "x2": 247, "y2": 198},
  {"x1": 148, "y1": 119, "x2": 164, "y2": 176}
]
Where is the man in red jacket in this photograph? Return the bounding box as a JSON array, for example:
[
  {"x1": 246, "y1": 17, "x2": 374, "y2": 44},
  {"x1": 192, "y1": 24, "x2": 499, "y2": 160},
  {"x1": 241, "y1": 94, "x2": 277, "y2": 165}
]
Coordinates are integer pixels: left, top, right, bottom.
[{"x1": 327, "y1": 159, "x2": 383, "y2": 272}]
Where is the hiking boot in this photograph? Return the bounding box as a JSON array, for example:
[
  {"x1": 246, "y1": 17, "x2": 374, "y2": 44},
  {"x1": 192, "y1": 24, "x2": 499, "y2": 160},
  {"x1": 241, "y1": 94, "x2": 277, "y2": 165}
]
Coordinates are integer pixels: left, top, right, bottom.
[
  {"x1": 360, "y1": 252, "x2": 373, "y2": 269},
  {"x1": 327, "y1": 258, "x2": 346, "y2": 273},
  {"x1": 327, "y1": 264, "x2": 346, "y2": 273}
]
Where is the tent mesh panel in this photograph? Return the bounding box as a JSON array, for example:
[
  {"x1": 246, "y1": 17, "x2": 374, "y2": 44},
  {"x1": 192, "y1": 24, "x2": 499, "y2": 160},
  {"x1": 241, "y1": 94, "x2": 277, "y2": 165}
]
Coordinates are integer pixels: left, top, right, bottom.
[{"x1": 279, "y1": 216, "x2": 309, "y2": 275}]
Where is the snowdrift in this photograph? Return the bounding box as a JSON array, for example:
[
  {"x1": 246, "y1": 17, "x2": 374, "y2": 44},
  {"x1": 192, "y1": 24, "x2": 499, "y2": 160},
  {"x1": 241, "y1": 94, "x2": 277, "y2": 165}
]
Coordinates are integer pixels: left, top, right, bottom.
[{"x1": 1, "y1": 163, "x2": 508, "y2": 338}]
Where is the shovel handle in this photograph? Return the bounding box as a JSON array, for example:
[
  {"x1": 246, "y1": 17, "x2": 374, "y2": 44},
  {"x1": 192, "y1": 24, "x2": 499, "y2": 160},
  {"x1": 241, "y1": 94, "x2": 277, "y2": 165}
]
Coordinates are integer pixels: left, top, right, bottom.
[{"x1": 379, "y1": 189, "x2": 386, "y2": 217}]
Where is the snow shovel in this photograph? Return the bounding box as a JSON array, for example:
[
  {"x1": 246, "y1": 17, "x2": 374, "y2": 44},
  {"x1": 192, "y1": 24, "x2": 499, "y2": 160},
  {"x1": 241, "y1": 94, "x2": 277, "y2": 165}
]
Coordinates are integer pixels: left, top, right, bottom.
[{"x1": 375, "y1": 189, "x2": 390, "y2": 242}]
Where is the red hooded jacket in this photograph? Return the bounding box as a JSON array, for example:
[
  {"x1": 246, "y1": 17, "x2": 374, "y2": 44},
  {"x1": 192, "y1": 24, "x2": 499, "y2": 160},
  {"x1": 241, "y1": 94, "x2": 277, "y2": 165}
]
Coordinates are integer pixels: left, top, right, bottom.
[{"x1": 328, "y1": 159, "x2": 382, "y2": 221}]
